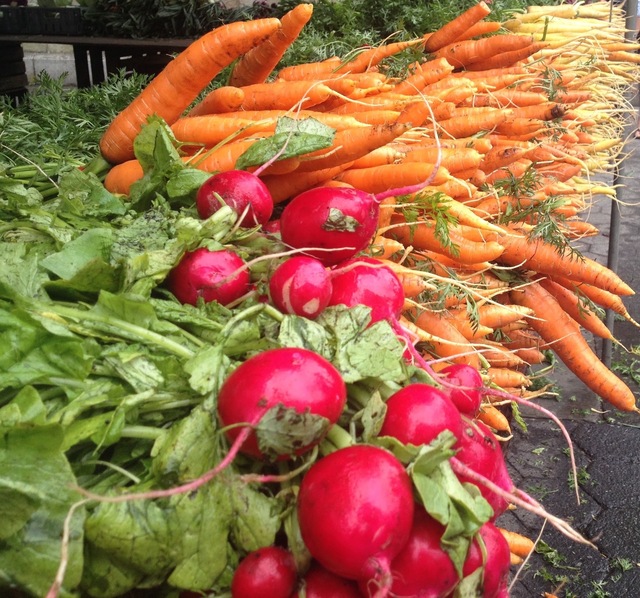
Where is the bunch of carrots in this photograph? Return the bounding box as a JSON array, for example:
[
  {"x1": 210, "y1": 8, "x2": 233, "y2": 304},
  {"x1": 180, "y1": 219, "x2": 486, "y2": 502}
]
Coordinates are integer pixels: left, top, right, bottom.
[{"x1": 99, "y1": 1, "x2": 638, "y2": 435}]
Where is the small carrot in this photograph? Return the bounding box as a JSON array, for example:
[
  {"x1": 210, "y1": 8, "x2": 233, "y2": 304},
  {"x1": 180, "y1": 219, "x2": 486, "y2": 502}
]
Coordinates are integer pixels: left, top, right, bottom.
[
  {"x1": 434, "y1": 34, "x2": 536, "y2": 70},
  {"x1": 510, "y1": 282, "x2": 637, "y2": 411},
  {"x1": 437, "y1": 108, "x2": 512, "y2": 139},
  {"x1": 485, "y1": 367, "x2": 532, "y2": 389},
  {"x1": 498, "y1": 528, "x2": 536, "y2": 558},
  {"x1": 464, "y1": 40, "x2": 548, "y2": 71},
  {"x1": 276, "y1": 56, "x2": 342, "y2": 81},
  {"x1": 453, "y1": 20, "x2": 502, "y2": 42},
  {"x1": 367, "y1": 236, "x2": 405, "y2": 260},
  {"x1": 188, "y1": 85, "x2": 245, "y2": 116},
  {"x1": 103, "y1": 159, "x2": 144, "y2": 195},
  {"x1": 99, "y1": 18, "x2": 281, "y2": 164},
  {"x1": 228, "y1": 3, "x2": 314, "y2": 86},
  {"x1": 476, "y1": 340, "x2": 527, "y2": 369},
  {"x1": 392, "y1": 57, "x2": 456, "y2": 95},
  {"x1": 477, "y1": 404, "x2": 511, "y2": 434},
  {"x1": 335, "y1": 38, "x2": 424, "y2": 74},
  {"x1": 423, "y1": 1, "x2": 493, "y2": 53}
]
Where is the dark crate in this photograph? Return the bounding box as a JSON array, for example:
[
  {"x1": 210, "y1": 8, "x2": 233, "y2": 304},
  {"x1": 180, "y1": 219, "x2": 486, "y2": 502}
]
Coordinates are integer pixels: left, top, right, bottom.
[
  {"x1": 26, "y1": 7, "x2": 85, "y2": 36},
  {"x1": 0, "y1": 7, "x2": 28, "y2": 34}
]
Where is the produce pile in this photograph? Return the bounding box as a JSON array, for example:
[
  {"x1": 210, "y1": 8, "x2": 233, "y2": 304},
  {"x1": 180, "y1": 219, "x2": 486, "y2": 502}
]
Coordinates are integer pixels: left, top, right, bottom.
[{"x1": 1, "y1": 2, "x2": 639, "y2": 597}]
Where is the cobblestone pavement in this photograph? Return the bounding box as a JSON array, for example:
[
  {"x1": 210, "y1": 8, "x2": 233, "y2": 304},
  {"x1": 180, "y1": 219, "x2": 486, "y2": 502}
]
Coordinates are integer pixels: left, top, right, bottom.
[{"x1": 500, "y1": 105, "x2": 640, "y2": 597}]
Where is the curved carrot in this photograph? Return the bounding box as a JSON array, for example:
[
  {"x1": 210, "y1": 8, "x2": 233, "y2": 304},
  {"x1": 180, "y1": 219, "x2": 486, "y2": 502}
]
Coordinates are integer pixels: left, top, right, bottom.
[
  {"x1": 99, "y1": 18, "x2": 281, "y2": 164},
  {"x1": 437, "y1": 108, "x2": 511, "y2": 139},
  {"x1": 464, "y1": 40, "x2": 548, "y2": 71},
  {"x1": 335, "y1": 38, "x2": 424, "y2": 74},
  {"x1": 434, "y1": 34, "x2": 535, "y2": 70},
  {"x1": 498, "y1": 528, "x2": 536, "y2": 558},
  {"x1": 423, "y1": 1, "x2": 492, "y2": 53},
  {"x1": 510, "y1": 282, "x2": 637, "y2": 412},
  {"x1": 228, "y1": 3, "x2": 314, "y2": 87},
  {"x1": 392, "y1": 57, "x2": 456, "y2": 95}
]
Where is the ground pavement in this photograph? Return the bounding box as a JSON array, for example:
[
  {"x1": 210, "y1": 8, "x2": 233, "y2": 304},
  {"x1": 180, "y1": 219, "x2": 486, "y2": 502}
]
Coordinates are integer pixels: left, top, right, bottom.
[{"x1": 499, "y1": 103, "x2": 640, "y2": 597}]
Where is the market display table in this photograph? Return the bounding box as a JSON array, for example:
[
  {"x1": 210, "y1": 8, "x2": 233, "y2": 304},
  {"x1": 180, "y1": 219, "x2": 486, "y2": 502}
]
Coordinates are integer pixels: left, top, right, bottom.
[{"x1": 0, "y1": 34, "x2": 193, "y2": 95}]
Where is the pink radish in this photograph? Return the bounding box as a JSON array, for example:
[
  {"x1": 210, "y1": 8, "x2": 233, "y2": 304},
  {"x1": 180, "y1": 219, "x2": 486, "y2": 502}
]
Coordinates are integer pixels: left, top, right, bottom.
[
  {"x1": 165, "y1": 247, "x2": 250, "y2": 307},
  {"x1": 279, "y1": 165, "x2": 443, "y2": 267},
  {"x1": 231, "y1": 546, "x2": 298, "y2": 598},
  {"x1": 297, "y1": 444, "x2": 414, "y2": 596},
  {"x1": 295, "y1": 562, "x2": 363, "y2": 598},
  {"x1": 378, "y1": 383, "x2": 464, "y2": 447},
  {"x1": 455, "y1": 420, "x2": 513, "y2": 519},
  {"x1": 439, "y1": 363, "x2": 484, "y2": 417},
  {"x1": 217, "y1": 347, "x2": 347, "y2": 459},
  {"x1": 269, "y1": 256, "x2": 333, "y2": 319},
  {"x1": 196, "y1": 170, "x2": 273, "y2": 228},
  {"x1": 328, "y1": 257, "x2": 404, "y2": 324},
  {"x1": 362, "y1": 507, "x2": 460, "y2": 598}
]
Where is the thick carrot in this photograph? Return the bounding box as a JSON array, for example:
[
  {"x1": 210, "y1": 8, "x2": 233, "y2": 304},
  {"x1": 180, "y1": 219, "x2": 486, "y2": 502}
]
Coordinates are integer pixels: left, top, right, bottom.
[
  {"x1": 228, "y1": 3, "x2": 314, "y2": 86},
  {"x1": 497, "y1": 232, "x2": 634, "y2": 296},
  {"x1": 423, "y1": 1, "x2": 492, "y2": 53},
  {"x1": 103, "y1": 159, "x2": 144, "y2": 195},
  {"x1": 510, "y1": 282, "x2": 637, "y2": 411},
  {"x1": 188, "y1": 85, "x2": 245, "y2": 116},
  {"x1": 276, "y1": 56, "x2": 342, "y2": 81},
  {"x1": 99, "y1": 18, "x2": 281, "y2": 164},
  {"x1": 486, "y1": 367, "x2": 532, "y2": 389},
  {"x1": 538, "y1": 278, "x2": 614, "y2": 341},
  {"x1": 235, "y1": 80, "x2": 335, "y2": 111},
  {"x1": 437, "y1": 108, "x2": 512, "y2": 139},
  {"x1": 451, "y1": 302, "x2": 535, "y2": 331},
  {"x1": 401, "y1": 146, "x2": 483, "y2": 174},
  {"x1": 434, "y1": 34, "x2": 536, "y2": 70}
]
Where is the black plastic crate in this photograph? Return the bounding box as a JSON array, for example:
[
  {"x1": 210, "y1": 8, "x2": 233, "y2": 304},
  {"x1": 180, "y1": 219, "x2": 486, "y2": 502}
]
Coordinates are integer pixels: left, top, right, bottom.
[
  {"x1": 0, "y1": 7, "x2": 29, "y2": 34},
  {"x1": 26, "y1": 7, "x2": 85, "y2": 36}
]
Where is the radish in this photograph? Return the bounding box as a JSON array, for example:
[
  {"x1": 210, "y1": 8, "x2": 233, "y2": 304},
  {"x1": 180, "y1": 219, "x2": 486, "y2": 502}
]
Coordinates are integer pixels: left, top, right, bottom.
[
  {"x1": 231, "y1": 545, "x2": 298, "y2": 598},
  {"x1": 328, "y1": 257, "x2": 404, "y2": 324},
  {"x1": 279, "y1": 167, "x2": 441, "y2": 267},
  {"x1": 297, "y1": 444, "x2": 414, "y2": 595},
  {"x1": 295, "y1": 562, "x2": 363, "y2": 598},
  {"x1": 217, "y1": 347, "x2": 347, "y2": 459},
  {"x1": 455, "y1": 420, "x2": 513, "y2": 519},
  {"x1": 269, "y1": 256, "x2": 333, "y2": 319},
  {"x1": 196, "y1": 170, "x2": 273, "y2": 228},
  {"x1": 378, "y1": 383, "x2": 464, "y2": 447},
  {"x1": 439, "y1": 363, "x2": 484, "y2": 417},
  {"x1": 460, "y1": 522, "x2": 511, "y2": 598},
  {"x1": 362, "y1": 507, "x2": 460, "y2": 598},
  {"x1": 165, "y1": 247, "x2": 250, "y2": 307}
]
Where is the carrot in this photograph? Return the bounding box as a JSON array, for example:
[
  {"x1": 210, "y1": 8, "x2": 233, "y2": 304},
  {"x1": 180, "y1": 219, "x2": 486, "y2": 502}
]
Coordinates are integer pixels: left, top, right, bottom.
[
  {"x1": 464, "y1": 40, "x2": 548, "y2": 71},
  {"x1": 485, "y1": 367, "x2": 532, "y2": 389},
  {"x1": 347, "y1": 110, "x2": 404, "y2": 125},
  {"x1": 452, "y1": 302, "x2": 535, "y2": 331},
  {"x1": 335, "y1": 162, "x2": 452, "y2": 195},
  {"x1": 497, "y1": 231, "x2": 634, "y2": 296},
  {"x1": 538, "y1": 278, "x2": 615, "y2": 341},
  {"x1": 392, "y1": 57, "x2": 456, "y2": 95},
  {"x1": 276, "y1": 56, "x2": 342, "y2": 81},
  {"x1": 99, "y1": 18, "x2": 281, "y2": 165},
  {"x1": 479, "y1": 146, "x2": 531, "y2": 174},
  {"x1": 477, "y1": 404, "x2": 511, "y2": 434},
  {"x1": 377, "y1": 196, "x2": 397, "y2": 230},
  {"x1": 290, "y1": 122, "x2": 411, "y2": 173},
  {"x1": 453, "y1": 20, "x2": 502, "y2": 42},
  {"x1": 228, "y1": 3, "x2": 314, "y2": 87},
  {"x1": 367, "y1": 236, "x2": 405, "y2": 260},
  {"x1": 401, "y1": 146, "x2": 483, "y2": 174},
  {"x1": 498, "y1": 528, "x2": 536, "y2": 558},
  {"x1": 103, "y1": 159, "x2": 144, "y2": 195},
  {"x1": 476, "y1": 340, "x2": 527, "y2": 369},
  {"x1": 188, "y1": 85, "x2": 245, "y2": 116},
  {"x1": 335, "y1": 39, "x2": 424, "y2": 74},
  {"x1": 445, "y1": 310, "x2": 494, "y2": 340},
  {"x1": 235, "y1": 80, "x2": 335, "y2": 111},
  {"x1": 434, "y1": 34, "x2": 536, "y2": 70},
  {"x1": 423, "y1": 1, "x2": 492, "y2": 53},
  {"x1": 389, "y1": 218, "x2": 506, "y2": 265},
  {"x1": 510, "y1": 282, "x2": 637, "y2": 411},
  {"x1": 437, "y1": 108, "x2": 512, "y2": 139},
  {"x1": 408, "y1": 309, "x2": 482, "y2": 369},
  {"x1": 351, "y1": 146, "x2": 406, "y2": 169},
  {"x1": 378, "y1": 260, "x2": 435, "y2": 298},
  {"x1": 462, "y1": 90, "x2": 548, "y2": 109}
]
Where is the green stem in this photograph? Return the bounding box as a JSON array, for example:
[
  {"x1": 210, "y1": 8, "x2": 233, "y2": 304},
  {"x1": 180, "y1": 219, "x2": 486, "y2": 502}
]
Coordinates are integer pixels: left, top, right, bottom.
[
  {"x1": 41, "y1": 304, "x2": 196, "y2": 360},
  {"x1": 324, "y1": 424, "x2": 354, "y2": 452},
  {"x1": 119, "y1": 425, "x2": 164, "y2": 440}
]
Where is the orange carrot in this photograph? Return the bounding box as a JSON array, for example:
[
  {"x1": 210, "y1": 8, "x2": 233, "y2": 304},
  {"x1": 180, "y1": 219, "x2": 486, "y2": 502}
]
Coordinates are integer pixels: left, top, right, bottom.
[
  {"x1": 510, "y1": 282, "x2": 637, "y2": 411},
  {"x1": 434, "y1": 34, "x2": 535, "y2": 70},
  {"x1": 462, "y1": 90, "x2": 548, "y2": 109},
  {"x1": 276, "y1": 56, "x2": 342, "y2": 81},
  {"x1": 229, "y1": 3, "x2": 314, "y2": 86},
  {"x1": 103, "y1": 159, "x2": 145, "y2": 195},
  {"x1": 476, "y1": 340, "x2": 527, "y2": 369},
  {"x1": 188, "y1": 85, "x2": 245, "y2": 116},
  {"x1": 401, "y1": 146, "x2": 483, "y2": 174},
  {"x1": 453, "y1": 20, "x2": 502, "y2": 42},
  {"x1": 335, "y1": 39, "x2": 424, "y2": 74},
  {"x1": 99, "y1": 18, "x2": 281, "y2": 164},
  {"x1": 347, "y1": 110, "x2": 404, "y2": 125},
  {"x1": 477, "y1": 404, "x2": 511, "y2": 434},
  {"x1": 464, "y1": 40, "x2": 548, "y2": 71},
  {"x1": 236, "y1": 80, "x2": 335, "y2": 111},
  {"x1": 392, "y1": 57, "x2": 456, "y2": 95},
  {"x1": 367, "y1": 236, "x2": 405, "y2": 260},
  {"x1": 437, "y1": 108, "x2": 512, "y2": 139},
  {"x1": 486, "y1": 367, "x2": 532, "y2": 389},
  {"x1": 424, "y1": 1, "x2": 492, "y2": 53},
  {"x1": 479, "y1": 146, "x2": 530, "y2": 173},
  {"x1": 498, "y1": 528, "x2": 536, "y2": 558}
]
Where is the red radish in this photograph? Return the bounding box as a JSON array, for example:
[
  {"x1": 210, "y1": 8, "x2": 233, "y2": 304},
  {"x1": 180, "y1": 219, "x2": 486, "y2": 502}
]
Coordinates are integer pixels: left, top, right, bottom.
[
  {"x1": 378, "y1": 383, "x2": 463, "y2": 447},
  {"x1": 263, "y1": 219, "x2": 281, "y2": 234},
  {"x1": 297, "y1": 445, "x2": 414, "y2": 595},
  {"x1": 362, "y1": 507, "x2": 460, "y2": 598},
  {"x1": 231, "y1": 545, "x2": 298, "y2": 598},
  {"x1": 295, "y1": 562, "x2": 363, "y2": 598},
  {"x1": 269, "y1": 256, "x2": 333, "y2": 319},
  {"x1": 328, "y1": 257, "x2": 404, "y2": 324},
  {"x1": 439, "y1": 363, "x2": 484, "y2": 417},
  {"x1": 196, "y1": 170, "x2": 273, "y2": 227},
  {"x1": 279, "y1": 166, "x2": 440, "y2": 267},
  {"x1": 455, "y1": 420, "x2": 513, "y2": 519},
  {"x1": 165, "y1": 247, "x2": 250, "y2": 307},
  {"x1": 217, "y1": 347, "x2": 347, "y2": 459},
  {"x1": 460, "y1": 522, "x2": 511, "y2": 598}
]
